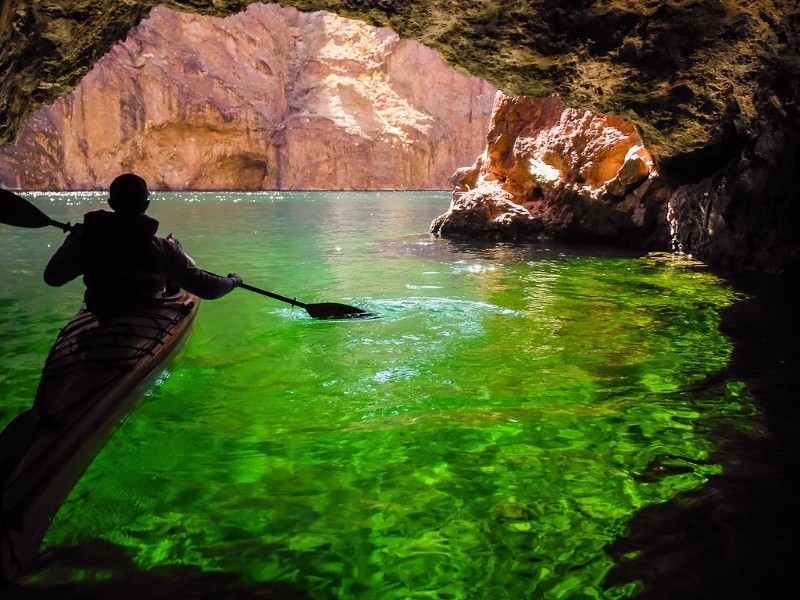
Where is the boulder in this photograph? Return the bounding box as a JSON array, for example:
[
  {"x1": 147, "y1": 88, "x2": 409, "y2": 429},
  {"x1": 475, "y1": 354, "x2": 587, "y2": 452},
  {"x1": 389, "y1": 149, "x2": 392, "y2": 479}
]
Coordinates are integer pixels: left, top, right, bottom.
[{"x1": 432, "y1": 93, "x2": 665, "y2": 246}]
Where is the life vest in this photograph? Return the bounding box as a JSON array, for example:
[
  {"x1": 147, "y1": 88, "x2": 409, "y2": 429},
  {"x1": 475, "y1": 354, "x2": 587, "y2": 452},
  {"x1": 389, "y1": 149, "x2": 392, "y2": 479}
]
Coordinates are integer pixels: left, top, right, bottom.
[{"x1": 79, "y1": 210, "x2": 164, "y2": 301}]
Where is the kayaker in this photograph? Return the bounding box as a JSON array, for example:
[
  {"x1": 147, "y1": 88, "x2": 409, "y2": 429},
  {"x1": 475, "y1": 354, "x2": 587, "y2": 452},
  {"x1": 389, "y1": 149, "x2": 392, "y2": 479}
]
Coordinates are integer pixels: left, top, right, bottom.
[{"x1": 43, "y1": 173, "x2": 243, "y2": 306}]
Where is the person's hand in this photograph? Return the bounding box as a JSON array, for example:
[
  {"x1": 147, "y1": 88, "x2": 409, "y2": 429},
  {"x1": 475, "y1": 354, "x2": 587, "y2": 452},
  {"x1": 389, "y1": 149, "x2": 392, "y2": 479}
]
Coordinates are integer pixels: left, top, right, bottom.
[
  {"x1": 227, "y1": 273, "x2": 243, "y2": 288},
  {"x1": 65, "y1": 222, "x2": 83, "y2": 237},
  {"x1": 166, "y1": 232, "x2": 186, "y2": 252}
]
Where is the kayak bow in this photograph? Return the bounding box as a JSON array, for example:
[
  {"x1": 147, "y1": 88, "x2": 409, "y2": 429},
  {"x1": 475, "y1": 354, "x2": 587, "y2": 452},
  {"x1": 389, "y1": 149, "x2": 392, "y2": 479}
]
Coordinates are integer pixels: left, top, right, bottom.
[{"x1": 0, "y1": 291, "x2": 200, "y2": 583}]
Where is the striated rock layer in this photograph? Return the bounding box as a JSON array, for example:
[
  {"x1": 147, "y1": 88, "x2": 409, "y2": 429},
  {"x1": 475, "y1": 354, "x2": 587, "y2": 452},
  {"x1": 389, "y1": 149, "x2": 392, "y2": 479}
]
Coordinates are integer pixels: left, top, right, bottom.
[
  {"x1": 431, "y1": 93, "x2": 666, "y2": 247},
  {"x1": 0, "y1": 5, "x2": 496, "y2": 191}
]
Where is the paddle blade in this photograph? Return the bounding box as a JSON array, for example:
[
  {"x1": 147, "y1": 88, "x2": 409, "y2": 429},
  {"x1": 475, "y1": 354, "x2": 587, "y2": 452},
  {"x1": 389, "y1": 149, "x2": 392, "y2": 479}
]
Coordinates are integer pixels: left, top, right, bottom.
[
  {"x1": 304, "y1": 302, "x2": 376, "y2": 320},
  {"x1": 0, "y1": 188, "x2": 62, "y2": 229}
]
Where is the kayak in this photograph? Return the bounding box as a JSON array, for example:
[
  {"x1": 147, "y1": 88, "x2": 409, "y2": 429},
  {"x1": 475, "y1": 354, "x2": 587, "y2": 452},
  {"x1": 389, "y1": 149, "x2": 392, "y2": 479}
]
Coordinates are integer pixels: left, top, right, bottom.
[{"x1": 0, "y1": 290, "x2": 200, "y2": 583}]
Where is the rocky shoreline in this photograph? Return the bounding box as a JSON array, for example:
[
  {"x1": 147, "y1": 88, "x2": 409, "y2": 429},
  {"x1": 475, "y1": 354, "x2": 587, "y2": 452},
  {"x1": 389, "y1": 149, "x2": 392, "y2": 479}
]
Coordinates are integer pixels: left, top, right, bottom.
[{"x1": 1, "y1": 1, "x2": 798, "y2": 272}]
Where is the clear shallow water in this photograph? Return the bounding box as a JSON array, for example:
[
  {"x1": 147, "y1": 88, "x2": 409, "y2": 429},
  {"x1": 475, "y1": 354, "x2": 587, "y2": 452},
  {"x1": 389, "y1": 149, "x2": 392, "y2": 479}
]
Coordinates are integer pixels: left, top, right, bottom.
[{"x1": 0, "y1": 192, "x2": 758, "y2": 598}]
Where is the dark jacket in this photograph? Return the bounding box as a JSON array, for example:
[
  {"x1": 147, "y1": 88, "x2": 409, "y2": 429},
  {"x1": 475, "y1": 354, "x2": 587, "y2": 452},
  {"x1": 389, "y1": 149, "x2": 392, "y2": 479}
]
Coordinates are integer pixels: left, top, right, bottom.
[{"x1": 44, "y1": 210, "x2": 237, "y2": 306}]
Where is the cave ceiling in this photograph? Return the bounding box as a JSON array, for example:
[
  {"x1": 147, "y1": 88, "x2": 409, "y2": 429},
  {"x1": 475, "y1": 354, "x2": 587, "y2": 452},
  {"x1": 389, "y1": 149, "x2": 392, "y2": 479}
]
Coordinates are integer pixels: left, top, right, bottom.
[{"x1": 1, "y1": 0, "x2": 798, "y2": 159}]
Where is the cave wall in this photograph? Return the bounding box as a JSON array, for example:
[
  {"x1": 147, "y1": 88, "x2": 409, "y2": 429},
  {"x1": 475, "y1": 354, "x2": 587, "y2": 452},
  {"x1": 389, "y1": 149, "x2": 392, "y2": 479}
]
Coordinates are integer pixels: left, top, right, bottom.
[
  {"x1": 3, "y1": 0, "x2": 796, "y2": 156},
  {"x1": 1, "y1": 0, "x2": 798, "y2": 271}
]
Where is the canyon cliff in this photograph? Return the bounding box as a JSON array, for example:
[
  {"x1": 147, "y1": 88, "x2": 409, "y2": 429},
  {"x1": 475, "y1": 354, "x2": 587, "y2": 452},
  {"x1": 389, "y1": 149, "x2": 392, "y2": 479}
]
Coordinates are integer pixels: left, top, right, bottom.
[
  {"x1": 2, "y1": 3, "x2": 800, "y2": 597},
  {"x1": 0, "y1": 5, "x2": 496, "y2": 190}
]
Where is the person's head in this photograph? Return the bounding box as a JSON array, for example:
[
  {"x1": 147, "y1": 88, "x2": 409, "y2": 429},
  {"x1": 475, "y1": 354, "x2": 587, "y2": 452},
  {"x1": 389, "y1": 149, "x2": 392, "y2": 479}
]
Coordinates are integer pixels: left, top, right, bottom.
[{"x1": 108, "y1": 173, "x2": 150, "y2": 215}]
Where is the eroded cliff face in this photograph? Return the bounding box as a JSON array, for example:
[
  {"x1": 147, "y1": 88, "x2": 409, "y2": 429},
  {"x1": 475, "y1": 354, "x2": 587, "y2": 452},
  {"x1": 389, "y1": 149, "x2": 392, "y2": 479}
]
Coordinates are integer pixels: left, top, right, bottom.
[
  {"x1": 430, "y1": 90, "x2": 799, "y2": 273},
  {"x1": 431, "y1": 93, "x2": 666, "y2": 247},
  {"x1": 0, "y1": 5, "x2": 495, "y2": 190}
]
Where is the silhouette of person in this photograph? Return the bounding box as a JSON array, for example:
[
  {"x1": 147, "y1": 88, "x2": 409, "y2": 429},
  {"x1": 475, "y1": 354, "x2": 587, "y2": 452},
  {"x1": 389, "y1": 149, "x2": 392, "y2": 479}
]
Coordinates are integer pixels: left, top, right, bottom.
[{"x1": 43, "y1": 173, "x2": 242, "y2": 307}]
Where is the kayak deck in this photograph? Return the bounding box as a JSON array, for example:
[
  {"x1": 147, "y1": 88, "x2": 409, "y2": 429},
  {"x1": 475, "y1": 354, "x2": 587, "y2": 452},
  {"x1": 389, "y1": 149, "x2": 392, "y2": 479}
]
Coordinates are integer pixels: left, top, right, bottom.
[{"x1": 0, "y1": 291, "x2": 200, "y2": 583}]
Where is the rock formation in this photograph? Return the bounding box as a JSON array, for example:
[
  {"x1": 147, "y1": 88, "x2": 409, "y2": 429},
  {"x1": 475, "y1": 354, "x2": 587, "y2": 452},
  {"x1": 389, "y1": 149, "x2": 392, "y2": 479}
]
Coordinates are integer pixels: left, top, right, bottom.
[
  {"x1": 2, "y1": 1, "x2": 795, "y2": 157},
  {"x1": 431, "y1": 93, "x2": 666, "y2": 247},
  {"x1": 0, "y1": 5, "x2": 496, "y2": 190},
  {"x1": 1, "y1": 0, "x2": 798, "y2": 271}
]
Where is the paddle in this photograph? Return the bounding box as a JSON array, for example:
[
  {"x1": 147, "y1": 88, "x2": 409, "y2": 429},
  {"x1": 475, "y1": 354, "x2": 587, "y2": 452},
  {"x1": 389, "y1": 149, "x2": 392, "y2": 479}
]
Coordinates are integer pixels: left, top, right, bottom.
[
  {"x1": 0, "y1": 188, "x2": 72, "y2": 231},
  {"x1": 221, "y1": 277, "x2": 374, "y2": 320},
  {"x1": 1, "y1": 188, "x2": 375, "y2": 320}
]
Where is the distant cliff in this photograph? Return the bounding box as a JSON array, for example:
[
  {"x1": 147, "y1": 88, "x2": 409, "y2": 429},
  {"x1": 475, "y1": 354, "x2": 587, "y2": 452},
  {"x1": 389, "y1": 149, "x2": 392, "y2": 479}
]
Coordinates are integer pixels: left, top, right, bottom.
[{"x1": 0, "y1": 4, "x2": 496, "y2": 191}]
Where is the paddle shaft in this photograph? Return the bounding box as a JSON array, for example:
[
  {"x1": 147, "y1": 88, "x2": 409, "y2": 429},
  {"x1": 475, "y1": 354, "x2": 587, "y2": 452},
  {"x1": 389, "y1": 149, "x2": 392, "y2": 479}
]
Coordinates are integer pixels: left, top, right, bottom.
[
  {"x1": 42, "y1": 217, "x2": 71, "y2": 232},
  {"x1": 47, "y1": 218, "x2": 71, "y2": 232},
  {"x1": 230, "y1": 277, "x2": 371, "y2": 318},
  {"x1": 201, "y1": 271, "x2": 313, "y2": 310},
  {"x1": 240, "y1": 282, "x2": 308, "y2": 309}
]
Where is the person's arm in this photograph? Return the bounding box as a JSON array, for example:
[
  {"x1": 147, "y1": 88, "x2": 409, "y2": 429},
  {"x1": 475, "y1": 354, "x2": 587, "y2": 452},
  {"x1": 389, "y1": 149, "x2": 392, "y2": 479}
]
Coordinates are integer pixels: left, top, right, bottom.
[
  {"x1": 43, "y1": 227, "x2": 84, "y2": 287},
  {"x1": 161, "y1": 239, "x2": 242, "y2": 299}
]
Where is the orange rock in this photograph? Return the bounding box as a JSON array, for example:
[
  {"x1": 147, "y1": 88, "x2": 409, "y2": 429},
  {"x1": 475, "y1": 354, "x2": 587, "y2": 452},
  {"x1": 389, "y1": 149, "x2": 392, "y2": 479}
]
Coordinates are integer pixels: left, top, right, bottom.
[{"x1": 432, "y1": 93, "x2": 664, "y2": 244}]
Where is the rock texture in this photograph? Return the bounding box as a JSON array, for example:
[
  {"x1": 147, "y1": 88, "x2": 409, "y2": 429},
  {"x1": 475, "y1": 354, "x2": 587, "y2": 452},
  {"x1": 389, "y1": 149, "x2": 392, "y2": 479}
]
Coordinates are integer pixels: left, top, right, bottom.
[
  {"x1": 0, "y1": 5, "x2": 495, "y2": 190},
  {"x1": 0, "y1": 0, "x2": 798, "y2": 271},
  {"x1": 431, "y1": 93, "x2": 665, "y2": 246},
  {"x1": 665, "y1": 106, "x2": 800, "y2": 272},
  {"x1": 1, "y1": 1, "x2": 796, "y2": 157}
]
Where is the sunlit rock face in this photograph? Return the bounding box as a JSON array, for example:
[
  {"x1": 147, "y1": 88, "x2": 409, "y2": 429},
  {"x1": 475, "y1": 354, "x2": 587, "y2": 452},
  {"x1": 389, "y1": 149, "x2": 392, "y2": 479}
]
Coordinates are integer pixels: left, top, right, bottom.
[
  {"x1": 0, "y1": 5, "x2": 495, "y2": 190},
  {"x1": 432, "y1": 93, "x2": 667, "y2": 246}
]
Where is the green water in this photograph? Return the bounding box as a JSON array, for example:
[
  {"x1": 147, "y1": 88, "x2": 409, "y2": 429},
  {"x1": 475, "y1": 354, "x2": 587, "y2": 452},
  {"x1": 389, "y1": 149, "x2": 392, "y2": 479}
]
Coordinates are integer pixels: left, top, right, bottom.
[{"x1": 0, "y1": 192, "x2": 756, "y2": 598}]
